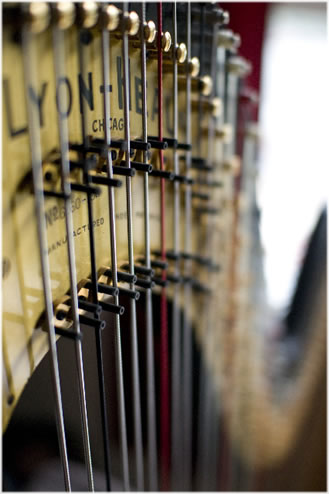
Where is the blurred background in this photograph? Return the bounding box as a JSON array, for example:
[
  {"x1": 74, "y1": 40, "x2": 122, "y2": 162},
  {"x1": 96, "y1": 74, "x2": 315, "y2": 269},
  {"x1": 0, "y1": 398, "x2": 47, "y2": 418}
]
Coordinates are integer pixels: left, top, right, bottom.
[{"x1": 227, "y1": 2, "x2": 327, "y2": 313}]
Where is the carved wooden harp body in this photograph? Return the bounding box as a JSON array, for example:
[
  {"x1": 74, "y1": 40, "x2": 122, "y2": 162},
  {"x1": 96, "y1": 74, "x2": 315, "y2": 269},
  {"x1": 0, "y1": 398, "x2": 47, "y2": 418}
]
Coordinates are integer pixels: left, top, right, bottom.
[{"x1": 2, "y1": 2, "x2": 326, "y2": 491}]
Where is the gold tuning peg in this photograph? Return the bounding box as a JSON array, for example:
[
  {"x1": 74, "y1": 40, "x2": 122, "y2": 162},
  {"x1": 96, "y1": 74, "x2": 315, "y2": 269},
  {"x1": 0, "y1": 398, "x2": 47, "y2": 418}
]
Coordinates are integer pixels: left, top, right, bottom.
[
  {"x1": 98, "y1": 4, "x2": 120, "y2": 31},
  {"x1": 77, "y1": 2, "x2": 98, "y2": 29},
  {"x1": 176, "y1": 43, "x2": 187, "y2": 64},
  {"x1": 25, "y1": 2, "x2": 51, "y2": 33},
  {"x1": 200, "y1": 75, "x2": 213, "y2": 96},
  {"x1": 144, "y1": 20, "x2": 156, "y2": 43},
  {"x1": 123, "y1": 10, "x2": 140, "y2": 36},
  {"x1": 189, "y1": 57, "x2": 200, "y2": 77},
  {"x1": 186, "y1": 74, "x2": 212, "y2": 95},
  {"x1": 227, "y1": 56, "x2": 252, "y2": 77},
  {"x1": 218, "y1": 30, "x2": 241, "y2": 50},
  {"x1": 210, "y1": 97, "x2": 222, "y2": 117},
  {"x1": 53, "y1": 2, "x2": 75, "y2": 30},
  {"x1": 161, "y1": 31, "x2": 172, "y2": 52}
]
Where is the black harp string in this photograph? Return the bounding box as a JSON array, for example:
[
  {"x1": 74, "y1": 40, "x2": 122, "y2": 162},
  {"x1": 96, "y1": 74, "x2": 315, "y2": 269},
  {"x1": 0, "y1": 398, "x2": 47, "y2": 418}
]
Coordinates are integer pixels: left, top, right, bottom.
[
  {"x1": 170, "y1": 2, "x2": 183, "y2": 491},
  {"x1": 21, "y1": 21, "x2": 72, "y2": 492},
  {"x1": 100, "y1": 23, "x2": 130, "y2": 492},
  {"x1": 139, "y1": 3, "x2": 158, "y2": 491},
  {"x1": 182, "y1": 2, "x2": 194, "y2": 490},
  {"x1": 121, "y1": 4, "x2": 145, "y2": 491},
  {"x1": 76, "y1": 21, "x2": 113, "y2": 492}
]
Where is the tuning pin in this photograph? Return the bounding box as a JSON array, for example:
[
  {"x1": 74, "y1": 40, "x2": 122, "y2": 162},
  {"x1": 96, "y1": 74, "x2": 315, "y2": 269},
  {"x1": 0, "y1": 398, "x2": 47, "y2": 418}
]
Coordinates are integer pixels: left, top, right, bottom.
[
  {"x1": 98, "y1": 4, "x2": 120, "y2": 31},
  {"x1": 178, "y1": 56, "x2": 200, "y2": 76},
  {"x1": 189, "y1": 57, "x2": 200, "y2": 77},
  {"x1": 218, "y1": 30, "x2": 241, "y2": 51},
  {"x1": 76, "y1": 1, "x2": 99, "y2": 29},
  {"x1": 122, "y1": 10, "x2": 140, "y2": 36},
  {"x1": 200, "y1": 75, "x2": 213, "y2": 96},
  {"x1": 144, "y1": 20, "x2": 156, "y2": 43},
  {"x1": 222, "y1": 155, "x2": 241, "y2": 175},
  {"x1": 147, "y1": 29, "x2": 171, "y2": 56},
  {"x1": 227, "y1": 56, "x2": 252, "y2": 78},
  {"x1": 192, "y1": 97, "x2": 222, "y2": 117},
  {"x1": 215, "y1": 124, "x2": 232, "y2": 142},
  {"x1": 24, "y1": 2, "x2": 51, "y2": 33},
  {"x1": 161, "y1": 31, "x2": 172, "y2": 52},
  {"x1": 210, "y1": 97, "x2": 222, "y2": 117},
  {"x1": 221, "y1": 10, "x2": 230, "y2": 25},
  {"x1": 52, "y1": 2, "x2": 75, "y2": 30},
  {"x1": 176, "y1": 43, "x2": 187, "y2": 64},
  {"x1": 184, "y1": 73, "x2": 212, "y2": 95}
]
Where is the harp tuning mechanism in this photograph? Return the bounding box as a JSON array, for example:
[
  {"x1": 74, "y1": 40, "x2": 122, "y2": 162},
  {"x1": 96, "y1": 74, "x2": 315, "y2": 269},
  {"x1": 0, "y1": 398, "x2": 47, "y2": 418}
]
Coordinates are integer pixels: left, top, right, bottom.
[
  {"x1": 210, "y1": 97, "x2": 222, "y2": 117},
  {"x1": 189, "y1": 56, "x2": 200, "y2": 77},
  {"x1": 123, "y1": 10, "x2": 140, "y2": 36},
  {"x1": 227, "y1": 56, "x2": 252, "y2": 77},
  {"x1": 176, "y1": 43, "x2": 187, "y2": 64},
  {"x1": 220, "y1": 10, "x2": 230, "y2": 25},
  {"x1": 76, "y1": 1, "x2": 99, "y2": 29},
  {"x1": 218, "y1": 29, "x2": 241, "y2": 51},
  {"x1": 144, "y1": 20, "x2": 156, "y2": 43},
  {"x1": 200, "y1": 75, "x2": 213, "y2": 96},
  {"x1": 52, "y1": 2, "x2": 75, "y2": 30},
  {"x1": 161, "y1": 31, "x2": 172, "y2": 52},
  {"x1": 98, "y1": 4, "x2": 120, "y2": 31},
  {"x1": 25, "y1": 2, "x2": 51, "y2": 33}
]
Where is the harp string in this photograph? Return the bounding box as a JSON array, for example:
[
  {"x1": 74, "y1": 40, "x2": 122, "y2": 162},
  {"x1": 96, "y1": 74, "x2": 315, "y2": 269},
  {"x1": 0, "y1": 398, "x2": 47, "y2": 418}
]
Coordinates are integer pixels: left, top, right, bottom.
[
  {"x1": 181, "y1": 3, "x2": 193, "y2": 490},
  {"x1": 170, "y1": 2, "x2": 183, "y2": 491},
  {"x1": 55, "y1": 21, "x2": 97, "y2": 493},
  {"x1": 21, "y1": 21, "x2": 72, "y2": 492},
  {"x1": 121, "y1": 4, "x2": 144, "y2": 490},
  {"x1": 157, "y1": 3, "x2": 170, "y2": 490},
  {"x1": 139, "y1": 3, "x2": 158, "y2": 491},
  {"x1": 100, "y1": 24, "x2": 130, "y2": 492}
]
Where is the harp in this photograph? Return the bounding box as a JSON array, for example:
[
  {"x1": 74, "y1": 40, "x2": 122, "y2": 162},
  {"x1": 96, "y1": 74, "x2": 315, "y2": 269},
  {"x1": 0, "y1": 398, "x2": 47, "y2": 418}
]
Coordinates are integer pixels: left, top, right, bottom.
[{"x1": 2, "y1": 2, "x2": 326, "y2": 491}]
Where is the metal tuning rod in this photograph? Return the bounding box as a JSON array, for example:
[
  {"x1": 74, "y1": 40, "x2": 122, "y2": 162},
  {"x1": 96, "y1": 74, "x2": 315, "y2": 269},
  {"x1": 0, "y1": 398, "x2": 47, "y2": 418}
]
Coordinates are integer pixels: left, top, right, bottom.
[
  {"x1": 139, "y1": 3, "x2": 158, "y2": 491},
  {"x1": 21, "y1": 4, "x2": 72, "y2": 491}
]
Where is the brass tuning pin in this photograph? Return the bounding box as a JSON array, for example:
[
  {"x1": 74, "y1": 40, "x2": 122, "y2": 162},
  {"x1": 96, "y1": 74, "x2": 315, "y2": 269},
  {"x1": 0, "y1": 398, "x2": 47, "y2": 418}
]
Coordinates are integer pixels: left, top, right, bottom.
[
  {"x1": 227, "y1": 56, "x2": 252, "y2": 78},
  {"x1": 161, "y1": 31, "x2": 172, "y2": 52},
  {"x1": 179, "y1": 56, "x2": 200, "y2": 76},
  {"x1": 199, "y1": 75, "x2": 213, "y2": 96},
  {"x1": 52, "y1": 2, "x2": 75, "y2": 30},
  {"x1": 183, "y1": 74, "x2": 212, "y2": 95},
  {"x1": 144, "y1": 20, "x2": 156, "y2": 43},
  {"x1": 98, "y1": 4, "x2": 120, "y2": 31},
  {"x1": 76, "y1": 1, "x2": 99, "y2": 29},
  {"x1": 188, "y1": 57, "x2": 200, "y2": 77},
  {"x1": 176, "y1": 43, "x2": 187, "y2": 64},
  {"x1": 192, "y1": 97, "x2": 222, "y2": 117},
  {"x1": 24, "y1": 2, "x2": 51, "y2": 33},
  {"x1": 147, "y1": 30, "x2": 172, "y2": 58},
  {"x1": 218, "y1": 30, "x2": 241, "y2": 51},
  {"x1": 123, "y1": 10, "x2": 140, "y2": 36}
]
